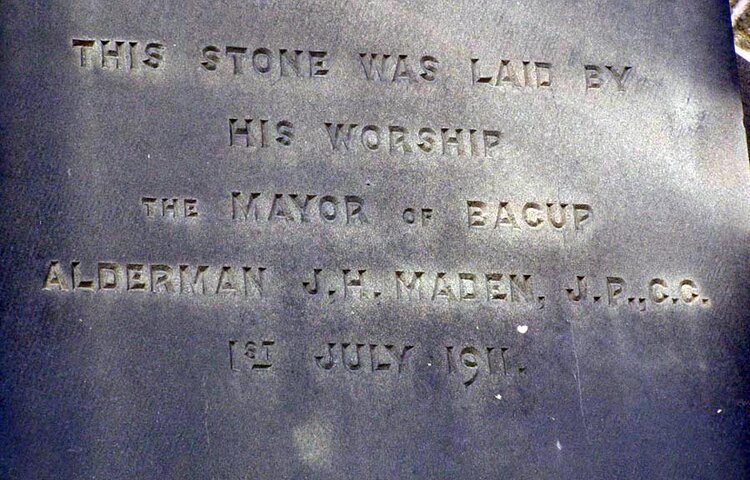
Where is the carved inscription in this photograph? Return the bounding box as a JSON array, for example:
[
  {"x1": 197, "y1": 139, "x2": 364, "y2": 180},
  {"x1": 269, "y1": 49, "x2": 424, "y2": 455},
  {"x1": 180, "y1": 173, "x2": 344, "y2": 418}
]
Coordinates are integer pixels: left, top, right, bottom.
[
  {"x1": 358, "y1": 53, "x2": 439, "y2": 83},
  {"x1": 229, "y1": 340, "x2": 275, "y2": 371},
  {"x1": 467, "y1": 200, "x2": 593, "y2": 231},
  {"x1": 314, "y1": 343, "x2": 414, "y2": 373},
  {"x1": 446, "y1": 345, "x2": 524, "y2": 386},
  {"x1": 584, "y1": 65, "x2": 633, "y2": 91},
  {"x1": 59, "y1": 31, "x2": 711, "y2": 402},
  {"x1": 228, "y1": 340, "x2": 526, "y2": 388},
  {"x1": 72, "y1": 40, "x2": 636, "y2": 95},
  {"x1": 231, "y1": 192, "x2": 368, "y2": 225},
  {"x1": 201, "y1": 46, "x2": 330, "y2": 78},
  {"x1": 565, "y1": 276, "x2": 710, "y2": 308},
  {"x1": 325, "y1": 122, "x2": 502, "y2": 157},
  {"x1": 142, "y1": 197, "x2": 199, "y2": 218},
  {"x1": 402, "y1": 207, "x2": 433, "y2": 226},
  {"x1": 43, "y1": 261, "x2": 265, "y2": 297},
  {"x1": 72, "y1": 39, "x2": 164, "y2": 70},
  {"x1": 134, "y1": 195, "x2": 601, "y2": 234},
  {"x1": 228, "y1": 118, "x2": 294, "y2": 149},
  {"x1": 394, "y1": 271, "x2": 541, "y2": 304},
  {"x1": 42, "y1": 262, "x2": 712, "y2": 312},
  {"x1": 471, "y1": 58, "x2": 552, "y2": 89}
]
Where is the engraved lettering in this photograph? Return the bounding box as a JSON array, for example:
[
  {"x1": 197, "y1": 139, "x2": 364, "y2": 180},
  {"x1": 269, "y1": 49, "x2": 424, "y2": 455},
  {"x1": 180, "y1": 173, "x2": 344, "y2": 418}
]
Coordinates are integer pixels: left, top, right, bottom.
[
  {"x1": 467, "y1": 200, "x2": 591, "y2": 232},
  {"x1": 396, "y1": 271, "x2": 424, "y2": 301},
  {"x1": 326, "y1": 122, "x2": 501, "y2": 157},
  {"x1": 359, "y1": 53, "x2": 439, "y2": 83},
  {"x1": 471, "y1": 58, "x2": 553, "y2": 89},
  {"x1": 43, "y1": 261, "x2": 70, "y2": 291},
  {"x1": 606, "y1": 277, "x2": 626, "y2": 305},
  {"x1": 44, "y1": 262, "x2": 265, "y2": 297}
]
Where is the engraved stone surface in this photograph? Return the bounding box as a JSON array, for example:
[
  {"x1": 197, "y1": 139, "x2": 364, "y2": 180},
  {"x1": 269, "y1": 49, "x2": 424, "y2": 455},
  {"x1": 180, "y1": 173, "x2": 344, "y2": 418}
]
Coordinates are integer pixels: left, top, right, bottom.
[{"x1": 1, "y1": 1, "x2": 750, "y2": 478}]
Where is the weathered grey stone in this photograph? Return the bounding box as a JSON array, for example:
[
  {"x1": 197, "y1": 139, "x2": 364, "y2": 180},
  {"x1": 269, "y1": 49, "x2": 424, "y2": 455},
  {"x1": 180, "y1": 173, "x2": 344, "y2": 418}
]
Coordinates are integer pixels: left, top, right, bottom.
[{"x1": 1, "y1": 1, "x2": 749, "y2": 478}]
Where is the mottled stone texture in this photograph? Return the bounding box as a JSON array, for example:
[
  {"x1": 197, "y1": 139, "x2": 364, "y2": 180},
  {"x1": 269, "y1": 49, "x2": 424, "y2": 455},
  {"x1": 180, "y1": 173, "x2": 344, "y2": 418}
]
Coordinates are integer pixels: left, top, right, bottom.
[{"x1": 1, "y1": 1, "x2": 750, "y2": 479}]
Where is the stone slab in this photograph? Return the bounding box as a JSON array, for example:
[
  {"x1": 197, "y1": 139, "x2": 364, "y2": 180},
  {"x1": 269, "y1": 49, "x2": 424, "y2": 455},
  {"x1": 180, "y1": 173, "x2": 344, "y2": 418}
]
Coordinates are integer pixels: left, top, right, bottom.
[{"x1": 1, "y1": 1, "x2": 749, "y2": 478}]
